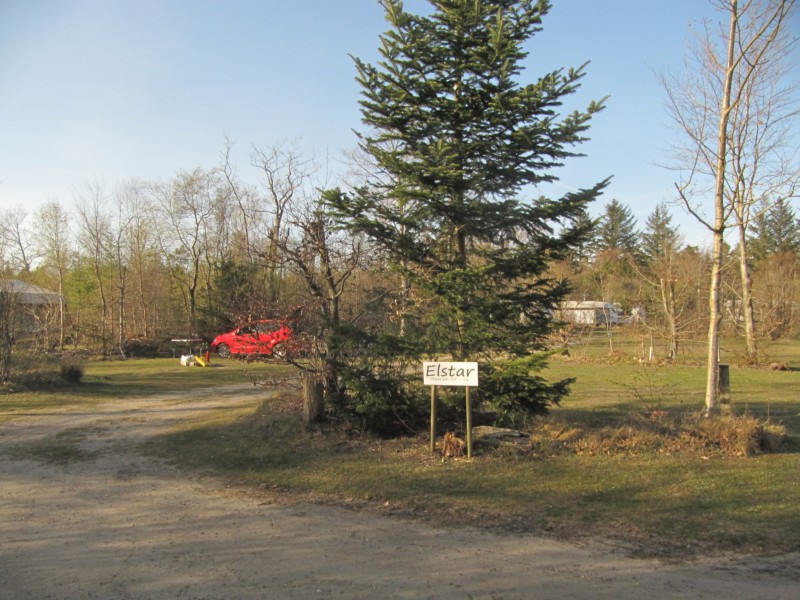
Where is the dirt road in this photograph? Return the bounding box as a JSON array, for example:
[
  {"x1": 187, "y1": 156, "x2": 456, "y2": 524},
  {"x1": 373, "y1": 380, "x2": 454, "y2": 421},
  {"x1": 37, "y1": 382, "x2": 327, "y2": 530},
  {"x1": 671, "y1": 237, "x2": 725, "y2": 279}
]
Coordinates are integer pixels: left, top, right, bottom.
[{"x1": 1, "y1": 385, "x2": 798, "y2": 599}]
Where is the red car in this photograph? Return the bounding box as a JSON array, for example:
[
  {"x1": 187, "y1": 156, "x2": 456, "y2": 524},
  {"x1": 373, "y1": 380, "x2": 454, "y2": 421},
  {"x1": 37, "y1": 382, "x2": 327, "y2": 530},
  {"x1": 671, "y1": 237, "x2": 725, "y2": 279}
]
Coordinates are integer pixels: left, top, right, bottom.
[{"x1": 210, "y1": 320, "x2": 292, "y2": 359}]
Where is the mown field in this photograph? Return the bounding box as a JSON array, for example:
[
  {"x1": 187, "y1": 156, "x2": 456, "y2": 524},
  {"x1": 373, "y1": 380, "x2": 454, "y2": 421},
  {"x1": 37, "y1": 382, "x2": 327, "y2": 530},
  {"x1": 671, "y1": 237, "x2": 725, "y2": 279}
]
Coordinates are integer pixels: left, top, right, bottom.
[
  {"x1": 548, "y1": 334, "x2": 800, "y2": 437},
  {"x1": 2, "y1": 335, "x2": 798, "y2": 557}
]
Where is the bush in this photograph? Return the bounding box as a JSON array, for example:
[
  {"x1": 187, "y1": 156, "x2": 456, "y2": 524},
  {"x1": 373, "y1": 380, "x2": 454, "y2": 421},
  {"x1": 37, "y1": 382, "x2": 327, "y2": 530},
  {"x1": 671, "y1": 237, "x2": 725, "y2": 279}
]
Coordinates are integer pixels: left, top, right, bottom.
[
  {"x1": 326, "y1": 326, "x2": 430, "y2": 436},
  {"x1": 480, "y1": 354, "x2": 573, "y2": 428},
  {"x1": 122, "y1": 338, "x2": 163, "y2": 358},
  {"x1": 60, "y1": 361, "x2": 85, "y2": 384}
]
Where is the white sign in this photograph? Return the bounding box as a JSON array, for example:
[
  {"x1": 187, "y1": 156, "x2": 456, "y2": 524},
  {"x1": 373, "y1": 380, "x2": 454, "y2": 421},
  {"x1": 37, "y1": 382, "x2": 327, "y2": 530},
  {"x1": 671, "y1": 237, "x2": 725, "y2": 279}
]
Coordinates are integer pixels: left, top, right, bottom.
[{"x1": 423, "y1": 362, "x2": 479, "y2": 387}]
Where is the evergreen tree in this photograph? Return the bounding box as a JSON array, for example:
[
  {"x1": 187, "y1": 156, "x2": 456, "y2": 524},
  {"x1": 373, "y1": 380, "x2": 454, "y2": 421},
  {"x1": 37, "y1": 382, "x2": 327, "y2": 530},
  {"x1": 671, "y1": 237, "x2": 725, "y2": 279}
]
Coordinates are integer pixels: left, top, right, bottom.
[
  {"x1": 748, "y1": 198, "x2": 800, "y2": 261},
  {"x1": 766, "y1": 198, "x2": 800, "y2": 255},
  {"x1": 747, "y1": 207, "x2": 772, "y2": 263},
  {"x1": 327, "y1": 0, "x2": 607, "y2": 429},
  {"x1": 568, "y1": 205, "x2": 598, "y2": 264},
  {"x1": 594, "y1": 199, "x2": 640, "y2": 258},
  {"x1": 641, "y1": 202, "x2": 682, "y2": 263}
]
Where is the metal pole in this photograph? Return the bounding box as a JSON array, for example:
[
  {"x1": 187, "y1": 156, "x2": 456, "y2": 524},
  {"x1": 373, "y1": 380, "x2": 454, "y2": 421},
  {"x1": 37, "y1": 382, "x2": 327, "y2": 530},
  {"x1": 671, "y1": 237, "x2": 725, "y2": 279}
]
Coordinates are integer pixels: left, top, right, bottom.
[
  {"x1": 430, "y1": 385, "x2": 437, "y2": 454},
  {"x1": 465, "y1": 386, "x2": 472, "y2": 459}
]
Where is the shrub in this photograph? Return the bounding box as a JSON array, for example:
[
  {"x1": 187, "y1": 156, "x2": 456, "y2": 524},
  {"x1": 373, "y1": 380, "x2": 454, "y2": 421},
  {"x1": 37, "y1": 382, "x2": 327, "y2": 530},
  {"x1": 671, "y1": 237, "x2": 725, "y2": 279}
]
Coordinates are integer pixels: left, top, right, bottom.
[
  {"x1": 122, "y1": 338, "x2": 163, "y2": 358},
  {"x1": 60, "y1": 361, "x2": 85, "y2": 384},
  {"x1": 481, "y1": 355, "x2": 573, "y2": 428}
]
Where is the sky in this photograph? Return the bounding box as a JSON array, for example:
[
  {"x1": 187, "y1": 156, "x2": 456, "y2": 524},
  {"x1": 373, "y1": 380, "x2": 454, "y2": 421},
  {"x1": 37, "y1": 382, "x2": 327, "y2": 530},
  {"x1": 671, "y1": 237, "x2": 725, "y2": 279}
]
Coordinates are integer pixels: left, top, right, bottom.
[{"x1": 0, "y1": 0, "x2": 780, "y2": 247}]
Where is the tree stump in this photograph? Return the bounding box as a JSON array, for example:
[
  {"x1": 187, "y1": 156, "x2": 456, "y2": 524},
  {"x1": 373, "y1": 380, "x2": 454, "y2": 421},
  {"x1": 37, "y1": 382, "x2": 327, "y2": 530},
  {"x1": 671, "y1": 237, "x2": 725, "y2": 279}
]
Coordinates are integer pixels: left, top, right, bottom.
[{"x1": 303, "y1": 373, "x2": 325, "y2": 424}]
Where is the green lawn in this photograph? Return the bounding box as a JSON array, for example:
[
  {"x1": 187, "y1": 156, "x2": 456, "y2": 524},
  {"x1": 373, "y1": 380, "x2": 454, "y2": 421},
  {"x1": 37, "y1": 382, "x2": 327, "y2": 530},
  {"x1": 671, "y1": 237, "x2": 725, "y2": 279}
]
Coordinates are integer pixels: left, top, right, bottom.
[
  {"x1": 546, "y1": 345, "x2": 800, "y2": 439},
  {"x1": 0, "y1": 357, "x2": 293, "y2": 421}
]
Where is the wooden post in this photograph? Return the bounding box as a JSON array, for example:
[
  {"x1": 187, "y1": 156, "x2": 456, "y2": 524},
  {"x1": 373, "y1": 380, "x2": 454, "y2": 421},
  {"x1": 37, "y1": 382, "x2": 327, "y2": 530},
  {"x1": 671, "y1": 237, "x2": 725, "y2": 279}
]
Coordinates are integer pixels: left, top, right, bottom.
[
  {"x1": 718, "y1": 363, "x2": 731, "y2": 413},
  {"x1": 303, "y1": 373, "x2": 325, "y2": 424},
  {"x1": 430, "y1": 386, "x2": 437, "y2": 454},
  {"x1": 465, "y1": 386, "x2": 472, "y2": 459}
]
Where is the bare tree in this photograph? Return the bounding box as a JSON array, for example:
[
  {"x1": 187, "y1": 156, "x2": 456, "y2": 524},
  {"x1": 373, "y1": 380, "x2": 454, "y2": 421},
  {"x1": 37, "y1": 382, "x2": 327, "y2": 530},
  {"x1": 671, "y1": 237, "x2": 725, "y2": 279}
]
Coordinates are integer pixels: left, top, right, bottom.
[
  {"x1": 635, "y1": 247, "x2": 709, "y2": 361},
  {"x1": 662, "y1": 0, "x2": 796, "y2": 415},
  {"x1": 279, "y1": 189, "x2": 371, "y2": 398},
  {"x1": 105, "y1": 181, "x2": 156, "y2": 357},
  {"x1": 251, "y1": 143, "x2": 316, "y2": 304},
  {"x1": 124, "y1": 184, "x2": 160, "y2": 339},
  {"x1": 221, "y1": 138, "x2": 262, "y2": 264},
  {"x1": 74, "y1": 181, "x2": 113, "y2": 352},
  {"x1": 222, "y1": 142, "x2": 373, "y2": 408},
  {"x1": 0, "y1": 207, "x2": 35, "y2": 274},
  {"x1": 752, "y1": 250, "x2": 800, "y2": 337},
  {"x1": 726, "y1": 8, "x2": 799, "y2": 362},
  {"x1": 154, "y1": 168, "x2": 222, "y2": 336},
  {"x1": 220, "y1": 140, "x2": 321, "y2": 320},
  {"x1": 341, "y1": 143, "x2": 415, "y2": 337},
  {"x1": 36, "y1": 201, "x2": 72, "y2": 349}
]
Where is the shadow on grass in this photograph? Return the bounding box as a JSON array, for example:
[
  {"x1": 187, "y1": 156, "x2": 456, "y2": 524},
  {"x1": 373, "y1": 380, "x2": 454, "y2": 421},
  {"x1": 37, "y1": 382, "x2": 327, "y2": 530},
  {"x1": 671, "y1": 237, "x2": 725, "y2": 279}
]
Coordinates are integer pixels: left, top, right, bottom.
[{"x1": 142, "y1": 398, "x2": 800, "y2": 556}]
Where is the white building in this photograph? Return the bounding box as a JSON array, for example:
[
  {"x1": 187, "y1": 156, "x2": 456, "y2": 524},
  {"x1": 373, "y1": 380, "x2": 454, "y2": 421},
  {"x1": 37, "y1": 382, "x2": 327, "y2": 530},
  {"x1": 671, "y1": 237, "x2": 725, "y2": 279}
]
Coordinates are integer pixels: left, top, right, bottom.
[{"x1": 556, "y1": 301, "x2": 622, "y2": 326}]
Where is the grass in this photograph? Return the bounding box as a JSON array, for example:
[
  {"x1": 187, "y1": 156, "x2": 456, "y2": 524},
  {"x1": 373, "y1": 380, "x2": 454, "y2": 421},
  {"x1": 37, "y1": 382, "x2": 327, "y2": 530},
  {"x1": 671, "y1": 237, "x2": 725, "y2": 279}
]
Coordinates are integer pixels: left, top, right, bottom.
[
  {"x1": 142, "y1": 342, "x2": 800, "y2": 557},
  {"x1": 546, "y1": 349, "x2": 800, "y2": 443},
  {"x1": 0, "y1": 357, "x2": 294, "y2": 422},
  {"x1": 147, "y1": 399, "x2": 800, "y2": 556},
  {"x1": 3, "y1": 340, "x2": 800, "y2": 557}
]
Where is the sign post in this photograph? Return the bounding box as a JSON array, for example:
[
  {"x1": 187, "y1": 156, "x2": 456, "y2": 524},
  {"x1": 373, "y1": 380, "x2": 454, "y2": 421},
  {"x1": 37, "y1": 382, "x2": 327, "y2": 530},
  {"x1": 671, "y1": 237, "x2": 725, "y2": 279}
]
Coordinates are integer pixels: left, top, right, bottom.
[
  {"x1": 429, "y1": 385, "x2": 437, "y2": 454},
  {"x1": 423, "y1": 361, "x2": 479, "y2": 458}
]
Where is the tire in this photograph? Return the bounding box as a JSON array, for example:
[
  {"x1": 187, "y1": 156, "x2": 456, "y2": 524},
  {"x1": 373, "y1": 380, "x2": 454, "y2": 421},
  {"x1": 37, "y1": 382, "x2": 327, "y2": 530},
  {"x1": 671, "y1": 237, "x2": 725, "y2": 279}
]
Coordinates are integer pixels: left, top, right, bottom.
[
  {"x1": 271, "y1": 343, "x2": 287, "y2": 360},
  {"x1": 216, "y1": 343, "x2": 231, "y2": 359}
]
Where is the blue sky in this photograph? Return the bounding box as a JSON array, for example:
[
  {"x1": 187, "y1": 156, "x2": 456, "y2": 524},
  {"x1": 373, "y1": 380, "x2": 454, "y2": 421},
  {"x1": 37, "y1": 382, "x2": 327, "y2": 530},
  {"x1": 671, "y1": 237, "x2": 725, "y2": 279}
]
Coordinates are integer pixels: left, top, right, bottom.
[{"x1": 0, "y1": 0, "x2": 734, "y2": 244}]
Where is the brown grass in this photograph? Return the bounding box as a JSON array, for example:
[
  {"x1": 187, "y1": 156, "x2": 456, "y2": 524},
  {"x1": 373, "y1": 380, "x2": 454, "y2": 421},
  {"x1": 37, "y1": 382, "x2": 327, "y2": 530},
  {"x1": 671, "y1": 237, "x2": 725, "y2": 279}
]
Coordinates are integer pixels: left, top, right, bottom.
[{"x1": 528, "y1": 412, "x2": 787, "y2": 459}]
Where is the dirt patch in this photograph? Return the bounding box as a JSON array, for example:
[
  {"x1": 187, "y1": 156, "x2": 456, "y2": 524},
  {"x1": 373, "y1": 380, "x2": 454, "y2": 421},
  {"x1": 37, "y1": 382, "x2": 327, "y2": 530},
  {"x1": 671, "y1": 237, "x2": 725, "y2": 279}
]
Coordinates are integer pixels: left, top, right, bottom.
[{"x1": 1, "y1": 384, "x2": 798, "y2": 599}]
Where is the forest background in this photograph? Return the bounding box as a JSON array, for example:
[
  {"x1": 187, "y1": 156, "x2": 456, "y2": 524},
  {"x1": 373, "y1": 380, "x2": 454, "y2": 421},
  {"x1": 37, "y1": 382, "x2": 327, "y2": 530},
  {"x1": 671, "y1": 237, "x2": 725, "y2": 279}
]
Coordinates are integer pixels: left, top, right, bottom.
[{"x1": 2, "y1": 165, "x2": 798, "y2": 364}]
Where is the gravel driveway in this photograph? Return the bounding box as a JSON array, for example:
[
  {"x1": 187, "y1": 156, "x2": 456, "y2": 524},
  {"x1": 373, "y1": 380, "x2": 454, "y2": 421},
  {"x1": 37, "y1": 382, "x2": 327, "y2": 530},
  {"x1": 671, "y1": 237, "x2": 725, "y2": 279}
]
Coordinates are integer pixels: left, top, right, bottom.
[{"x1": 1, "y1": 384, "x2": 798, "y2": 599}]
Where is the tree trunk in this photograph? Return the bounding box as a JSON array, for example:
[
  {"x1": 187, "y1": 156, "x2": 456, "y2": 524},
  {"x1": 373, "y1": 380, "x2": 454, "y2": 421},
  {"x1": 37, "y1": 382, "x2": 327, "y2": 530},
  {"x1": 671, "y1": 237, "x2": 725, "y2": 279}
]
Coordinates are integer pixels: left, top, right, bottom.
[
  {"x1": 705, "y1": 231, "x2": 725, "y2": 417},
  {"x1": 0, "y1": 291, "x2": 14, "y2": 382},
  {"x1": 58, "y1": 276, "x2": 65, "y2": 350},
  {"x1": 94, "y1": 262, "x2": 109, "y2": 354},
  {"x1": 660, "y1": 277, "x2": 679, "y2": 361},
  {"x1": 303, "y1": 373, "x2": 325, "y2": 424},
  {"x1": 118, "y1": 277, "x2": 127, "y2": 359},
  {"x1": 705, "y1": 3, "x2": 738, "y2": 418},
  {"x1": 737, "y1": 225, "x2": 758, "y2": 363}
]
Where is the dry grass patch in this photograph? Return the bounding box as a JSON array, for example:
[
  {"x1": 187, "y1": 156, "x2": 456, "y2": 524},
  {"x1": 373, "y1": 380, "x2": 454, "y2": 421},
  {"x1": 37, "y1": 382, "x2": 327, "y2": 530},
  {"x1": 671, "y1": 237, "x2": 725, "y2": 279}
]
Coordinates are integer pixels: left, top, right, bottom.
[{"x1": 528, "y1": 412, "x2": 787, "y2": 458}]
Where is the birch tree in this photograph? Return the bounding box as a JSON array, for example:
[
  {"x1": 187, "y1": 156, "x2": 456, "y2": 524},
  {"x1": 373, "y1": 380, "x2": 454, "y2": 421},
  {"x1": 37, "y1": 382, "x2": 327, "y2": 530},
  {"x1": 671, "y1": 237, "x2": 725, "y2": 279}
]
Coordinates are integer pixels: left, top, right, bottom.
[
  {"x1": 725, "y1": 1, "x2": 799, "y2": 362},
  {"x1": 36, "y1": 200, "x2": 72, "y2": 349},
  {"x1": 662, "y1": 0, "x2": 797, "y2": 415}
]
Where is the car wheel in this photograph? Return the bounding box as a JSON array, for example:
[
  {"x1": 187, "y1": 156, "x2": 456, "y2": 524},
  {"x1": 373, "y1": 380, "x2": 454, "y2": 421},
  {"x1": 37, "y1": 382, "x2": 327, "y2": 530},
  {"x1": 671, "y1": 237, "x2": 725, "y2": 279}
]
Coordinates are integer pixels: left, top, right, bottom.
[
  {"x1": 271, "y1": 343, "x2": 287, "y2": 360},
  {"x1": 217, "y1": 343, "x2": 231, "y2": 359}
]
